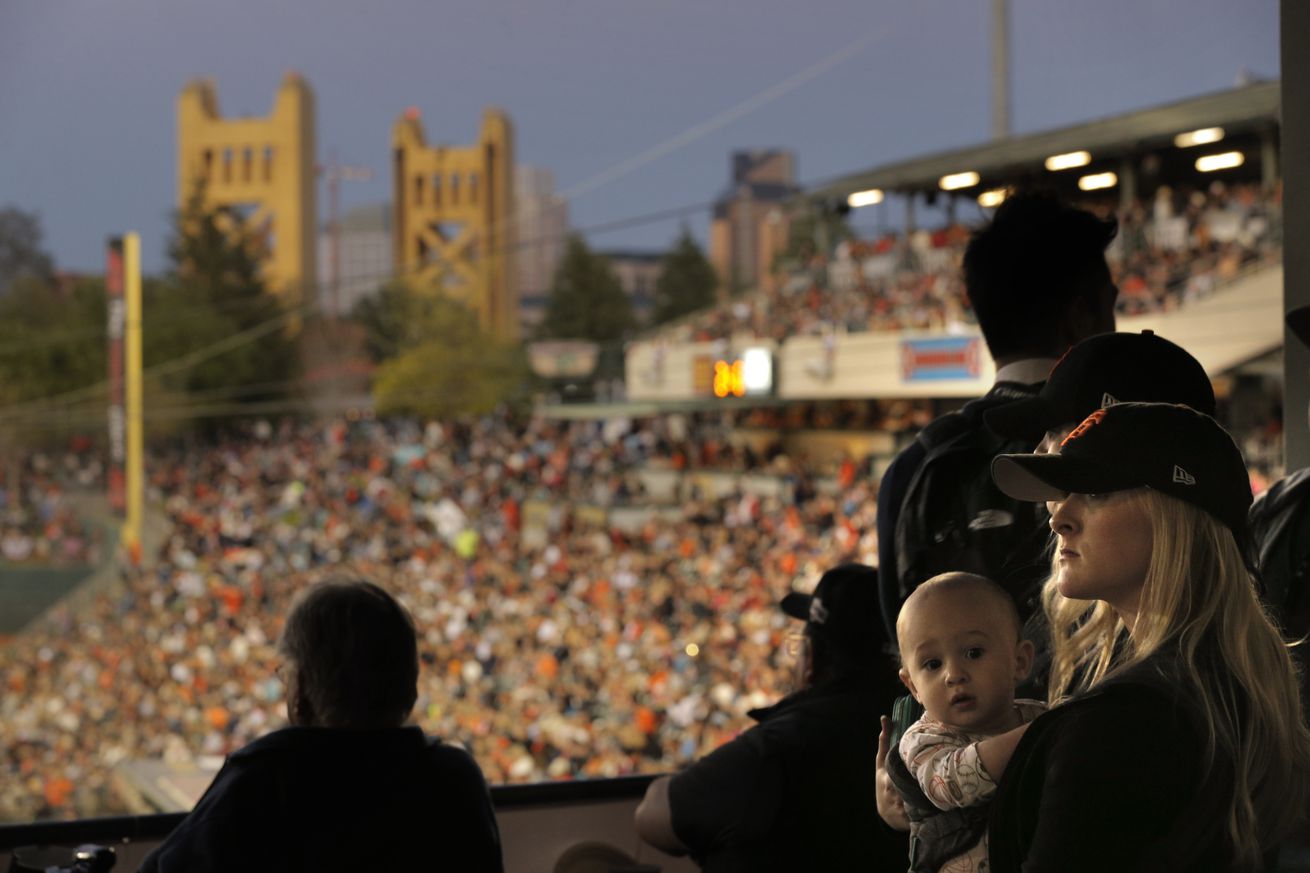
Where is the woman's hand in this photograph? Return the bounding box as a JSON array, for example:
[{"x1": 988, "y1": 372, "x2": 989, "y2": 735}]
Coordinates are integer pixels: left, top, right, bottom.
[{"x1": 876, "y1": 715, "x2": 911, "y2": 831}]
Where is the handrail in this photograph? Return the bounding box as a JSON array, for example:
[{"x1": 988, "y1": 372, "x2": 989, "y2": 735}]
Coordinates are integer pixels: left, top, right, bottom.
[{"x1": 0, "y1": 774, "x2": 660, "y2": 850}]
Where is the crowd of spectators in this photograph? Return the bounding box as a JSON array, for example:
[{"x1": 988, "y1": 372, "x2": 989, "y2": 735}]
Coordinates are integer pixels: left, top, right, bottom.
[
  {"x1": 0, "y1": 449, "x2": 104, "y2": 567},
  {"x1": 0, "y1": 388, "x2": 1290, "y2": 821},
  {"x1": 0, "y1": 413, "x2": 883, "y2": 821},
  {"x1": 659, "y1": 182, "x2": 1282, "y2": 344}
]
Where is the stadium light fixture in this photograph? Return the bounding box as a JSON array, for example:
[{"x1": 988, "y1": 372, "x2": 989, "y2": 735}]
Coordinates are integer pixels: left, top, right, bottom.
[
  {"x1": 977, "y1": 189, "x2": 1007, "y2": 208},
  {"x1": 847, "y1": 188, "x2": 884, "y2": 208},
  {"x1": 1195, "y1": 151, "x2": 1245, "y2": 173},
  {"x1": 939, "y1": 171, "x2": 980, "y2": 191},
  {"x1": 1078, "y1": 172, "x2": 1118, "y2": 191},
  {"x1": 1044, "y1": 150, "x2": 1091, "y2": 171},
  {"x1": 1174, "y1": 127, "x2": 1225, "y2": 148}
]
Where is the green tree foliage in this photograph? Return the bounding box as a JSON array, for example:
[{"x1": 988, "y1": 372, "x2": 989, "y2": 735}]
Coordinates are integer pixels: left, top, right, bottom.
[
  {"x1": 0, "y1": 207, "x2": 55, "y2": 296},
  {"x1": 351, "y1": 280, "x2": 436, "y2": 364},
  {"x1": 165, "y1": 183, "x2": 298, "y2": 397},
  {"x1": 0, "y1": 276, "x2": 106, "y2": 405},
  {"x1": 776, "y1": 207, "x2": 853, "y2": 274},
  {"x1": 370, "y1": 291, "x2": 528, "y2": 418},
  {"x1": 651, "y1": 228, "x2": 718, "y2": 326},
  {"x1": 537, "y1": 235, "x2": 635, "y2": 342}
]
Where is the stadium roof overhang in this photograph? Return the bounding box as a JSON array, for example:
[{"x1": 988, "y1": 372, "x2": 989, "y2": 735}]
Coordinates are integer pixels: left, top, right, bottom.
[{"x1": 805, "y1": 81, "x2": 1280, "y2": 203}]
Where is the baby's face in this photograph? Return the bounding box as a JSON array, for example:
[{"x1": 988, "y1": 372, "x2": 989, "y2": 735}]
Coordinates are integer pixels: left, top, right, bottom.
[{"x1": 897, "y1": 587, "x2": 1032, "y2": 734}]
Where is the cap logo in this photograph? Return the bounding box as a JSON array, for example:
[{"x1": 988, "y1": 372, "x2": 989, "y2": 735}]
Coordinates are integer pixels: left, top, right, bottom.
[
  {"x1": 1100, "y1": 392, "x2": 1119, "y2": 408},
  {"x1": 1061, "y1": 408, "x2": 1107, "y2": 448},
  {"x1": 1172, "y1": 465, "x2": 1196, "y2": 486},
  {"x1": 809, "y1": 598, "x2": 829, "y2": 624}
]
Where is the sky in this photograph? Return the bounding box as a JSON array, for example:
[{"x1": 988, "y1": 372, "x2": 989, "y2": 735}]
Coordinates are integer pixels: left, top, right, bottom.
[{"x1": 0, "y1": 0, "x2": 1281, "y2": 276}]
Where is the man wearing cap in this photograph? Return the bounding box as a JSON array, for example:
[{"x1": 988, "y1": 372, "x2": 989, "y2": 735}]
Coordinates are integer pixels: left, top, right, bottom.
[
  {"x1": 877, "y1": 191, "x2": 1119, "y2": 643},
  {"x1": 635, "y1": 564, "x2": 906, "y2": 872},
  {"x1": 982, "y1": 330, "x2": 1216, "y2": 624}
]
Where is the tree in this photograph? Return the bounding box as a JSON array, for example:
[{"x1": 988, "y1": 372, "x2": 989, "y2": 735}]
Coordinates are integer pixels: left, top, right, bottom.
[
  {"x1": 775, "y1": 207, "x2": 852, "y2": 273},
  {"x1": 537, "y1": 235, "x2": 635, "y2": 342},
  {"x1": 0, "y1": 207, "x2": 55, "y2": 296},
  {"x1": 165, "y1": 182, "x2": 298, "y2": 397},
  {"x1": 351, "y1": 280, "x2": 439, "y2": 363},
  {"x1": 0, "y1": 275, "x2": 106, "y2": 406},
  {"x1": 651, "y1": 228, "x2": 718, "y2": 326},
  {"x1": 371, "y1": 295, "x2": 528, "y2": 418}
]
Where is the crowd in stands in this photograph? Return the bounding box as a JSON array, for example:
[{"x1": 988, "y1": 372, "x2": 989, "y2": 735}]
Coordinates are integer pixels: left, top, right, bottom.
[
  {"x1": 661, "y1": 182, "x2": 1281, "y2": 343},
  {"x1": 0, "y1": 450, "x2": 104, "y2": 567},
  {"x1": 0, "y1": 413, "x2": 886, "y2": 821},
  {"x1": 0, "y1": 391, "x2": 1289, "y2": 821}
]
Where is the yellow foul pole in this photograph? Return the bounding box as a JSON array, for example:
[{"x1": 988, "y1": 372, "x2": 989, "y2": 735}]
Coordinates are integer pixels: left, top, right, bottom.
[{"x1": 123, "y1": 233, "x2": 143, "y2": 560}]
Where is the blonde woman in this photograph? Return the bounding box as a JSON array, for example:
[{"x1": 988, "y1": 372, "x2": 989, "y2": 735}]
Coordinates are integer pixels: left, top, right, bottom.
[{"x1": 987, "y1": 402, "x2": 1310, "y2": 872}]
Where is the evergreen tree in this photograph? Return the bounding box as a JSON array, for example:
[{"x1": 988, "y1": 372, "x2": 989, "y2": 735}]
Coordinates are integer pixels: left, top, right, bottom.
[
  {"x1": 165, "y1": 182, "x2": 298, "y2": 397},
  {"x1": 372, "y1": 295, "x2": 528, "y2": 418},
  {"x1": 776, "y1": 207, "x2": 852, "y2": 273},
  {"x1": 537, "y1": 235, "x2": 635, "y2": 342},
  {"x1": 651, "y1": 228, "x2": 718, "y2": 326},
  {"x1": 0, "y1": 207, "x2": 55, "y2": 296},
  {"x1": 351, "y1": 280, "x2": 437, "y2": 363}
]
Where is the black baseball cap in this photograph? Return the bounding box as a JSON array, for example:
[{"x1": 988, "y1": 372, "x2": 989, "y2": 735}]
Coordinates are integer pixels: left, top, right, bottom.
[
  {"x1": 780, "y1": 563, "x2": 880, "y2": 659},
  {"x1": 991, "y1": 402, "x2": 1252, "y2": 538},
  {"x1": 984, "y1": 331, "x2": 1215, "y2": 443}
]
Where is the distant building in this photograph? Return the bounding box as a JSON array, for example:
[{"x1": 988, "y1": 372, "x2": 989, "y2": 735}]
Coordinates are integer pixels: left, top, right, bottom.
[
  {"x1": 709, "y1": 150, "x2": 797, "y2": 296},
  {"x1": 599, "y1": 250, "x2": 664, "y2": 325},
  {"x1": 176, "y1": 73, "x2": 317, "y2": 309},
  {"x1": 318, "y1": 203, "x2": 391, "y2": 316},
  {"x1": 515, "y1": 167, "x2": 569, "y2": 331},
  {"x1": 391, "y1": 107, "x2": 517, "y2": 340}
]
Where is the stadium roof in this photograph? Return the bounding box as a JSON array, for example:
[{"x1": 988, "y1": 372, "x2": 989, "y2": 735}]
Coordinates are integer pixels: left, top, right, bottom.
[{"x1": 807, "y1": 80, "x2": 1280, "y2": 202}]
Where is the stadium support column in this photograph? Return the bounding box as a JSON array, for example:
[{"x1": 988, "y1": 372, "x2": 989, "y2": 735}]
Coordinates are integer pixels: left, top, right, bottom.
[
  {"x1": 1283, "y1": 0, "x2": 1310, "y2": 469},
  {"x1": 105, "y1": 234, "x2": 144, "y2": 561},
  {"x1": 125, "y1": 234, "x2": 144, "y2": 562},
  {"x1": 1118, "y1": 158, "x2": 1136, "y2": 213},
  {"x1": 1261, "y1": 130, "x2": 1279, "y2": 193}
]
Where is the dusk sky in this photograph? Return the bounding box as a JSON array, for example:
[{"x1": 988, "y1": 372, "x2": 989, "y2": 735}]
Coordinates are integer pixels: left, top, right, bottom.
[{"x1": 0, "y1": 1, "x2": 1280, "y2": 276}]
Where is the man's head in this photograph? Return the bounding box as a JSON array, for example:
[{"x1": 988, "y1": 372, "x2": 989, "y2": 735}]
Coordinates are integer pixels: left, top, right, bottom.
[
  {"x1": 964, "y1": 190, "x2": 1119, "y2": 363},
  {"x1": 780, "y1": 563, "x2": 881, "y2": 688},
  {"x1": 896, "y1": 572, "x2": 1033, "y2": 733},
  {"x1": 983, "y1": 330, "x2": 1216, "y2": 451},
  {"x1": 278, "y1": 578, "x2": 420, "y2": 729}
]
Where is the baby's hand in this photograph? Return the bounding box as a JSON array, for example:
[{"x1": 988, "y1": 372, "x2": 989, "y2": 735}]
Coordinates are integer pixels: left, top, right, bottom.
[{"x1": 876, "y1": 715, "x2": 910, "y2": 831}]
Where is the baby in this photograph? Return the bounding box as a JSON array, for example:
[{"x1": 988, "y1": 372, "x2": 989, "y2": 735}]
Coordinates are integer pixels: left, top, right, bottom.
[{"x1": 892, "y1": 572, "x2": 1045, "y2": 873}]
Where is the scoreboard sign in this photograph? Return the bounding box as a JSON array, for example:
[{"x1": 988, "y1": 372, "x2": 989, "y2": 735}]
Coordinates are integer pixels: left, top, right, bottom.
[{"x1": 900, "y1": 337, "x2": 982, "y2": 382}]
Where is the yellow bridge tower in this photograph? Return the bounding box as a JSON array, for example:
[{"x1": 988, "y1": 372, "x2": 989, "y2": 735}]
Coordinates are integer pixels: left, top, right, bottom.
[
  {"x1": 391, "y1": 107, "x2": 517, "y2": 340},
  {"x1": 177, "y1": 72, "x2": 317, "y2": 309}
]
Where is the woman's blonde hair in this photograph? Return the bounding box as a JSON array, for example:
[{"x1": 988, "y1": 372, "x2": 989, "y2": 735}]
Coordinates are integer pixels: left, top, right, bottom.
[{"x1": 1044, "y1": 488, "x2": 1310, "y2": 868}]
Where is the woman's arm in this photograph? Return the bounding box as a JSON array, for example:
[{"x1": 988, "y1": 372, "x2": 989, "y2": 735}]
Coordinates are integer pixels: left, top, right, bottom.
[
  {"x1": 992, "y1": 689, "x2": 1208, "y2": 873},
  {"x1": 975, "y1": 722, "x2": 1031, "y2": 784},
  {"x1": 634, "y1": 776, "x2": 690, "y2": 856}
]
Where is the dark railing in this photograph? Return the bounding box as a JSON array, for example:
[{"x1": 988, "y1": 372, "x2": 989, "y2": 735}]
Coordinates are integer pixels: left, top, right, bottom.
[{"x1": 0, "y1": 774, "x2": 658, "y2": 851}]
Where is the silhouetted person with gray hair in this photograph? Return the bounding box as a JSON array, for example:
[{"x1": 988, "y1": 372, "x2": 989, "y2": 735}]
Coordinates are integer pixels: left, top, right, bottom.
[{"x1": 139, "y1": 578, "x2": 503, "y2": 873}]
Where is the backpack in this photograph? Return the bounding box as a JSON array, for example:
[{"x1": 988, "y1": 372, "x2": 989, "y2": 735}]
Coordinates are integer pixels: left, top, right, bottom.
[
  {"x1": 892, "y1": 390, "x2": 1048, "y2": 619},
  {"x1": 1250, "y1": 466, "x2": 1310, "y2": 645}
]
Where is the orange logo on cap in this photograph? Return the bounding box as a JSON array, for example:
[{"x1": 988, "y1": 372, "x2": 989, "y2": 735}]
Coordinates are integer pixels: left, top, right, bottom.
[{"x1": 1061, "y1": 408, "x2": 1107, "y2": 448}]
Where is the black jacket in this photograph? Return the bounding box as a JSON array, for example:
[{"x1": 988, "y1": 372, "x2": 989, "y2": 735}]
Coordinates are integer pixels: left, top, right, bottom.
[
  {"x1": 138, "y1": 726, "x2": 503, "y2": 873},
  {"x1": 989, "y1": 656, "x2": 1244, "y2": 873},
  {"x1": 667, "y1": 676, "x2": 908, "y2": 873}
]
